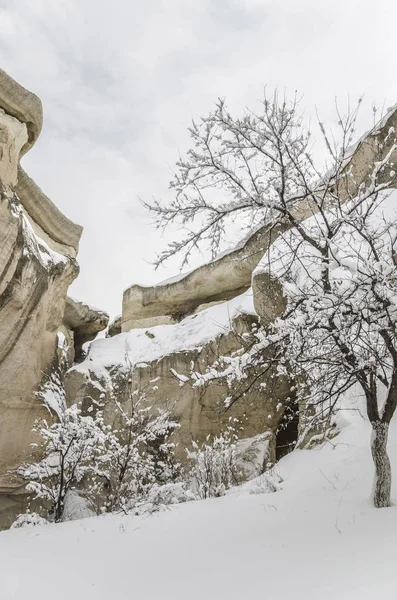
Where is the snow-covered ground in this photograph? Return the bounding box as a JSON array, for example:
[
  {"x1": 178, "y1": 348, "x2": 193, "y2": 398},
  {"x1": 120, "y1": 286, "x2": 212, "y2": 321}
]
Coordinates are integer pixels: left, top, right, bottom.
[{"x1": 1, "y1": 392, "x2": 397, "y2": 599}]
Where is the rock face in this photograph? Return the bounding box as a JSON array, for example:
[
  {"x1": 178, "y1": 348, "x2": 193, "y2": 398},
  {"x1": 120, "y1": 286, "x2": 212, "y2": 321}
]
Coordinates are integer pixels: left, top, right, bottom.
[
  {"x1": 0, "y1": 187, "x2": 78, "y2": 525},
  {"x1": 121, "y1": 224, "x2": 287, "y2": 330},
  {"x1": 122, "y1": 105, "x2": 397, "y2": 334},
  {"x1": 63, "y1": 297, "x2": 109, "y2": 360},
  {"x1": 68, "y1": 105, "x2": 397, "y2": 485},
  {"x1": 0, "y1": 68, "x2": 82, "y2": 255},
  {"x1": 0, "y1": 69, "x2": 107, "y2": 528},
  {"x1": 65, "y1": 292, "x2": 296, "y2": 466}
]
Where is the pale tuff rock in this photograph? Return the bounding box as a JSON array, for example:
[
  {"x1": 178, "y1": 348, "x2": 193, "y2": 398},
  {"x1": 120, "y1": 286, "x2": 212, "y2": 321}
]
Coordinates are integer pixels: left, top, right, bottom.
[
  {"x1": 122, "y1": 106, "x2": 397, "y2": 334},
  {"x1": 0, "y1": 108, "x2": 27, "y2": 187},
  {"x1": 65, "y1": 294, "x2": 293, "y2": 464},
  {"x1": 0, "y1": 68, "x2": 82, "y2": 255},
  {"x1": 121, "y1": 224, "x2": 285, "y2": 331},
  {"x1": 107, "y1": 315, "x2": 122, "y2": 337},
  {"x1": 0, "y1": 186, "x2": 78, "y2": 527},
  {"x1": 64, "y1": 297, "x2": 109, "y2": 360},
  {"x1": 0, "y1": 69, "x2": 107, "y2": 529}
]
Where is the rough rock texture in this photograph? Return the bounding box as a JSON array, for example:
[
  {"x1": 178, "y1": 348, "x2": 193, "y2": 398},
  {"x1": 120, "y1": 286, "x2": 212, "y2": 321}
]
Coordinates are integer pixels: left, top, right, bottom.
[
  {"x1": 0, "y1": 108, "x2": 27, "y2": 187},
  {"x1": 0, "y1": 69, "x2": 107, "y2": 529},
  {"x1": 107, "y1": 315, "x2": 122, "y2": 337},
  {"x1": 0, "y1": 186, "x2": 78, "y2": 527},
  {"x1": 64, "y1": 297, "x2": 109, "y2": 360},
  {"x1": 65, "y1": 296, "x2": 294, "y2": 465},
  {"x1": 336, "y1": 104, "x2": 397, "y2": 200}
]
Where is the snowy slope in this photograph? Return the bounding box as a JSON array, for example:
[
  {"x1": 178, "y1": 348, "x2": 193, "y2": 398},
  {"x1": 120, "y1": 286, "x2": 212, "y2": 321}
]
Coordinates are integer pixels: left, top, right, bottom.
[{"x1": 2, "y1": 392, "x2": 397, "y2": 600}]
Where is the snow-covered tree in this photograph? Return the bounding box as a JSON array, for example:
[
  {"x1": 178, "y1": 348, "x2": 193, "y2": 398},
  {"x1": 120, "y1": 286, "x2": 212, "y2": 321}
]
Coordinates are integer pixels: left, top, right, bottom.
[
  {"x1": 16, "y1": 404, "x2": 107, "y2": 522},
  {"x1": 16, "y1": 394, "x2": 181, "y2": 521},
  {"x1": 90, "y1": 392, "x2": 180, "y2": 513},
  {"x1": 147, "y1": 91, "x2": 397, "y2": 507}
]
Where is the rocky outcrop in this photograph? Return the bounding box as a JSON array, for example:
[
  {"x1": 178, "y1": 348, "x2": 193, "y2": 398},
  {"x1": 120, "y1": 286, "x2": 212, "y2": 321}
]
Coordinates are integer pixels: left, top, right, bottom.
[
  {"x1": 121, "y1": 224, "x2": 287, "y2": 331},
  {"x1": 0, "y1": 185, "x2": 78, "y2": 527},
  {"x1": 65, "y1": 292, "x2": 295, "y2": 465},
  {"x1": 63, "y1": 297, "x2": 109, "y2": 361},
  {"x1": 0, "y1": 69, "x2": 107, "y2": 529},
  {"x1": 335, "y1": 104, "x2": 397, "y2": 200},
  {"x1": 0, "y1": 68, "x2": 82, "y2": 255},
  {"x1": 70, "y1": 105, "x2": 397, "y2": 484},
  {"x1": 122, "y1": 106, "x2": 397, "y2": 334},
  {"x1": 107, "y1": 315, "x2": 122, "y2": 337}
]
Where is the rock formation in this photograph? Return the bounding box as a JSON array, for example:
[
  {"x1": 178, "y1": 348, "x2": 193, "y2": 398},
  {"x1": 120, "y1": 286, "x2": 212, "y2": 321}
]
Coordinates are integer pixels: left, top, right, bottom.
[
  {"x1": 0, "y1": 69, "x2": 108, "y2": 528},
  {"x1": 0, "y1": 68, "x2": 82, "y2": 255},
  {"x1": 65, "y1": 292, "x2": 294, "y2": 465},
  {"x1": 121, "y1": 225, "x2": 285, "y2": 330},
  {"x1": 64, "y1": 297, "x2": 109, "y2": 360},
  {"x1": 72, "y1": 104, "x2": 397, "y2": 483},
  {"x1": 122, "y1": 104, "x2": 397, "y2": 334},
  {"x1": 2, "y1": 65, "x2": 397, "y2": 529}
]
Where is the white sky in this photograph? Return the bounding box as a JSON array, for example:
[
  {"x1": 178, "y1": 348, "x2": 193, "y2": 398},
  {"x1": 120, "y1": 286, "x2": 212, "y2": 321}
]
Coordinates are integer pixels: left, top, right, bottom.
[{"x1": 1, "y1": 0, "x2": 397, "y2": 318}]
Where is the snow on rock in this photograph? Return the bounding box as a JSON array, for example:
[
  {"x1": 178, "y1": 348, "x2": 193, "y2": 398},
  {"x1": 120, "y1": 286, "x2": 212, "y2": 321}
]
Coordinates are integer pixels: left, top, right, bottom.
[
  {"x1": 151, "y1": 223, "x2": 268, "y2": 289},
  {"x1": 72, "y1": 289, "x2": 256, "y2": 378},
  {"x1": 21, "y1": 209, "x2": 69, "y2": 269},
  {"x1": 122, "y1": 223, "x2": 272, "y2": 331},
  {"x1": 38, "y1": 368, "x2": 67, "y2": 418}
]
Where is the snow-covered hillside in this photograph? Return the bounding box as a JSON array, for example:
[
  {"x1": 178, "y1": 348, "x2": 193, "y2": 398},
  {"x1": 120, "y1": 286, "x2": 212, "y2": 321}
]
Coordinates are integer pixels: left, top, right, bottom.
[{"x1": 1, "y1": 392, "x2": 397, "y2": 600}]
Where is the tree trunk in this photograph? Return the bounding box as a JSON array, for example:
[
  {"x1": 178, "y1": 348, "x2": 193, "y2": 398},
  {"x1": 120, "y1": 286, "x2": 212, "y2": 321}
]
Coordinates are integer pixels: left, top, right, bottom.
[{"x1": 371, "y1": 421, "x2": 391, "y2": 508}]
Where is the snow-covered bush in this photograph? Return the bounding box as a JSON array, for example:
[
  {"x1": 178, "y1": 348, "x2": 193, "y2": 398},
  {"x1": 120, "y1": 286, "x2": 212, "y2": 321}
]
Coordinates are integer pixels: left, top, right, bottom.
[
  {"x1": 243, "y1": 468, "x2": 283, "y2": 495},
  {"x1": 186, "y1": 420, "x2": 243, "y2": 499},
  {"x1": 133, "y1": 482, "x2": 196, "y2": 515},
  {"x1": 15, "y1": 392, "x2": 181, "y2": 522},
  {"x1": 16, "y1": 404, "x2": 107, "y2": 522},
  {"x1": 89, "y1": 394, "x2": 180, "y2": 514},
  {"x1": 62, "y1": 490, "x2": 96, "y2": 521},
  {"x1": 11, "y1": 511, "x2": 49, "y2": 529}
]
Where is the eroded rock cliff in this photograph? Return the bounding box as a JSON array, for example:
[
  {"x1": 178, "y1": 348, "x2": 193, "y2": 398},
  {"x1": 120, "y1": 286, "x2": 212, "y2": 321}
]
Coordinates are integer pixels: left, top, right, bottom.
[
  {"x1": 65, "y1": 291, "x2": 297, "y2": 468},
  {"x1": 0, "y1": 69, "x2": 107, "y2": 528}
]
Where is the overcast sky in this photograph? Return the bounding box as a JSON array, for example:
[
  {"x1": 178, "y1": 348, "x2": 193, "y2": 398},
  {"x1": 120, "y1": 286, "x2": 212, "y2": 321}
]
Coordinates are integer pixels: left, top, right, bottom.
[{"x1": 1, "y1": 0, "x2": 396, "y2": 319}]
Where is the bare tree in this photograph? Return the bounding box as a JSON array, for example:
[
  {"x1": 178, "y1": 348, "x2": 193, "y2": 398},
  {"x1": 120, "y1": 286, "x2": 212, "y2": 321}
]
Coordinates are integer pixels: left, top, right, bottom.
[
  {"x1": 146, "y1": 91, "x2": 397, "y2": 507},
  {"x1": 144, "y1": 92, "x2": 360, "y2": 268}
]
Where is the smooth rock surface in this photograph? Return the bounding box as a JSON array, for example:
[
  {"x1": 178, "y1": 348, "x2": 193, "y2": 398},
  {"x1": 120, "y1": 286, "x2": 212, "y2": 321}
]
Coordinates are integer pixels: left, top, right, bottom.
[
  {"x1": 0, "y1": 68, "x2": 82, "y2": 254},
  {"x1": 63, "y1": 297, "x2": 109, "y2": 360}
]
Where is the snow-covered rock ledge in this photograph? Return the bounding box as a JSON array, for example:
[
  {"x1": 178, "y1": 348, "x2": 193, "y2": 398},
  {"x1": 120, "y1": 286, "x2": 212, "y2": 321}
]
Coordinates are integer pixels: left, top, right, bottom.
[{"x1": 65, "y1": 290, "x2": 292, "y2": 459}]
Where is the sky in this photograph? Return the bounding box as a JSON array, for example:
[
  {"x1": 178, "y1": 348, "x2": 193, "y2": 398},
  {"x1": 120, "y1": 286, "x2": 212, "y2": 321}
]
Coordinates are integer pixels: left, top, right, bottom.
[{"x1": 1, "y1": 0, "x2": 397, "y2": 319}]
